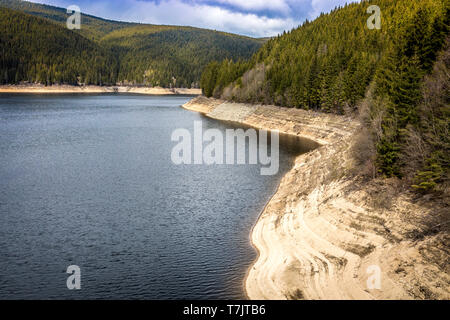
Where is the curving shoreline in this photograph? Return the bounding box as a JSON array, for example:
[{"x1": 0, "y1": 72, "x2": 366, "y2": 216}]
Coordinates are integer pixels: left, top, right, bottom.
[
  {"x1": 182, "y1": 96, "x2": 450, "y2": 300},
  {"x1": 0, "y1": 84, "x2": 202, "y2": 95}
]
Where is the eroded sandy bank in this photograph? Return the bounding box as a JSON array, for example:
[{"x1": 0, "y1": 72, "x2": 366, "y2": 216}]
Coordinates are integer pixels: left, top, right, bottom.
[
  {"x1": 182, "y1": 96, "x2": 449, "y2": 300},
  {"x1": 0, "y1": 85, "x2": 201, "y2": 95}
]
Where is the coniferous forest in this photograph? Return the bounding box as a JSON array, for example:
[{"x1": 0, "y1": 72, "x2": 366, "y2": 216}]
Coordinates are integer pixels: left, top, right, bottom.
[
  {"x1": 200, "y1": 0, "x2": 449, "y2": 192},
  {"x1": 0, "y1": 8, "x2": 120, "y2": 85},
  {"x1": 1, "y1": 0, "x2": 448, "y2": 193},
  {"x1": 0, "y1": 0, "x2": 263, "y2": 87}
]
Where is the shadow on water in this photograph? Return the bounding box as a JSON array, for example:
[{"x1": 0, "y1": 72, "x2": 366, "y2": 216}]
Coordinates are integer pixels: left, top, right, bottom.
[{"x1": 199, "y1": 114, "x2": 321, "y2": 158}]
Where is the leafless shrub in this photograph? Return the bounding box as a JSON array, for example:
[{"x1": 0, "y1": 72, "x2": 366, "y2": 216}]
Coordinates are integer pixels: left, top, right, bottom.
[
  {"x1": 350, "y1": 84, "x2": 386, "y2": 179},
  {"x1": 221, "y1": 84, "x2": 234, "y2": 100},
  {"x1": 369, "y1": 181, "x2": 398, "y2": 210},
  {"x1": 350, "y1": 127, "x2": 377, "y2": 179},
  {"x1": 401, "y1": 126, "x2": 429, "y2": 182},
  {"x1": 358, "y1": 83, "x2": 388, "y2": 142},
  {"x1": 221, "y1": 63, "x2": 269, "y2": 103},
  {"x1": 212, "y1": 86, "x2": 222, "y2": 99}
]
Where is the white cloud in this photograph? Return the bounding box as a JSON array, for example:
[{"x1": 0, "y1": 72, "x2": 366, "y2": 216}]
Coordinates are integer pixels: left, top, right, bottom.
[
  {"x1": 101, "y1": 0, "x2": 298, "y2": 37},
  {"x1": 208, "y1": 0, "x2": 291, "y2": 13},
  {"x1": 27, "y1": 0, "x2": 361, "y2": 37}
]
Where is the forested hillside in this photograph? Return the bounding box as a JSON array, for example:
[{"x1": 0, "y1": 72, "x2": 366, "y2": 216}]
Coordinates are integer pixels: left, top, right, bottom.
[
  {"x1": 0, "y1": 0, "x2": 263, "y2": 87},
  {"x1": 101, "y1": 26, "x2": 262, "y2": 88},
  {"x1": 200, "y1": 0, "x2": 449, "y2": 192},
  {"x1": 0, "y1": 0, "x2": 135, "y2": 41},
  {"x1": 0, "y1": 7, "x2": 119, "y2": 85}
]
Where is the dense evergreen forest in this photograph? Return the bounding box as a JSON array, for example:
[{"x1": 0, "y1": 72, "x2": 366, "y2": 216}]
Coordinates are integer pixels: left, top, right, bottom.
[
  {"x1": 0, "y1": 0, "x2": 263, "y2": 87},
  {"x1": 200, "y1": 0, "x2": 449, "y2": 192},
  {"x1": 101, "y1": 26, "x2": 262, "y2": 88},
  {"x1": 0, "y1": 8, "x2": 119, "y2": 85},
  {"x1": 0, "y1": 0, "x2": 136, "y2": 41}
]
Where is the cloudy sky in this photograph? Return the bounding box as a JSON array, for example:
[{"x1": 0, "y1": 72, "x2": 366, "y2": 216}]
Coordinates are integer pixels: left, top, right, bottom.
[{"x1": 28, "y1": 0, "x2": 359, "y2": 37}]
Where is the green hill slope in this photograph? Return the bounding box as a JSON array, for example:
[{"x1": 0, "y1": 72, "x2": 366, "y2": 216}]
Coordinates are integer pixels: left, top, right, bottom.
[
  {"x1": 0, "y1": 0, "x2": 135, "y2": 41},
  {"x1": 0, "y1": 0, "x2": 263, "y2": 88},
  {"x1": 101, "y1": 25, "x2": 263, "y2": 87},
  {"x1": 200, "y1": 0, "x2": 449, "y2": 191},
  {"x1": 0, "y1": 7, "x2": 119, "y2": 85}
]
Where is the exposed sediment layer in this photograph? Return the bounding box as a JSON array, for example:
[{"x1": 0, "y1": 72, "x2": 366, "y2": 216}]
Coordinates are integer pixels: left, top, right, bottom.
[
  {"x1": 183, "y1": 96, "x2": 450, "y2": 300},
  {"x1": 0, "y1": 84, "x2": 201, "y2": 95}
]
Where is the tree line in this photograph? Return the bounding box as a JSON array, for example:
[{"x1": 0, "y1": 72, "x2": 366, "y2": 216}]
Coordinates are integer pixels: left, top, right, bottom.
[
  {"x1": 0, "y1": 4, "x2": 263, "y2": 88},
  {"x1": 200, "y1": 0, "x2": 449, "y2": 192},
  {"x1": 0, "y1": 7, "x2": 119, "y2": 85}
]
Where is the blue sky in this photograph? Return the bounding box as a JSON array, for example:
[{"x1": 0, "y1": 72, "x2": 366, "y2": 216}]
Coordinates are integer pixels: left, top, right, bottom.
[{"x1": 29, "y1": 0, "x2": 359, "y2": 37}]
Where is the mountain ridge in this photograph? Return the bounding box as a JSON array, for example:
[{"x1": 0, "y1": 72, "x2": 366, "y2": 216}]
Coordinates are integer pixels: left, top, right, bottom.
[{"x1": 0, "y1": 0, "x2": 264, "y2": 87}]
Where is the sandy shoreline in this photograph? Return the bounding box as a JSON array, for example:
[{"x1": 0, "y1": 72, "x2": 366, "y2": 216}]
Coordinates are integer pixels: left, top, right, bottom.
[
  {"x1": 182, "y1": 96, "x2": 449, "y2": 300},
  {"x1": 0, "y1": 85, "x2": 202, "y2": 95}
]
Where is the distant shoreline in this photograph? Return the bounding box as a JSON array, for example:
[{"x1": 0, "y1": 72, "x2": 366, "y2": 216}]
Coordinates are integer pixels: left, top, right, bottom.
[{"x1": 0, "y1": 85, "x2": 202, "y2": 96}]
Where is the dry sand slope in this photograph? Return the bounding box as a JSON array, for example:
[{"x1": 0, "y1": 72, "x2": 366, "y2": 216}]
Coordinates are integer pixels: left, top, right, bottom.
[
  {"x1": 0, "y1": 84, "x2": 201, "y2": 95},
  {"x1": 183, "y1": 96, "x2": 449, "y2": 300}
]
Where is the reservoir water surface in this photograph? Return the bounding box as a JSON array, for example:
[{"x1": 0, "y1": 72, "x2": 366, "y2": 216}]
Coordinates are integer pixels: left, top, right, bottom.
[{"x1": 0, "y1": 94, "x2": 316, "y2": 299}]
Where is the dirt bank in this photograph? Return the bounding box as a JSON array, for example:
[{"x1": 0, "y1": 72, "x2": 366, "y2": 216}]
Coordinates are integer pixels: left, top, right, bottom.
[
  {"x1": 182, "y1": 96, "x2": 449, "y2": 300},
  {"x1": 0, "y1": 84, "x2": 201, "y2": 95}
]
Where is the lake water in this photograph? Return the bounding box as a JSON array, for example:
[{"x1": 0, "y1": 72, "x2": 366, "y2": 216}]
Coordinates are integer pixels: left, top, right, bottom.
[{"x1": 0, "y1": 94, "x2": 317, "y2": 299}]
